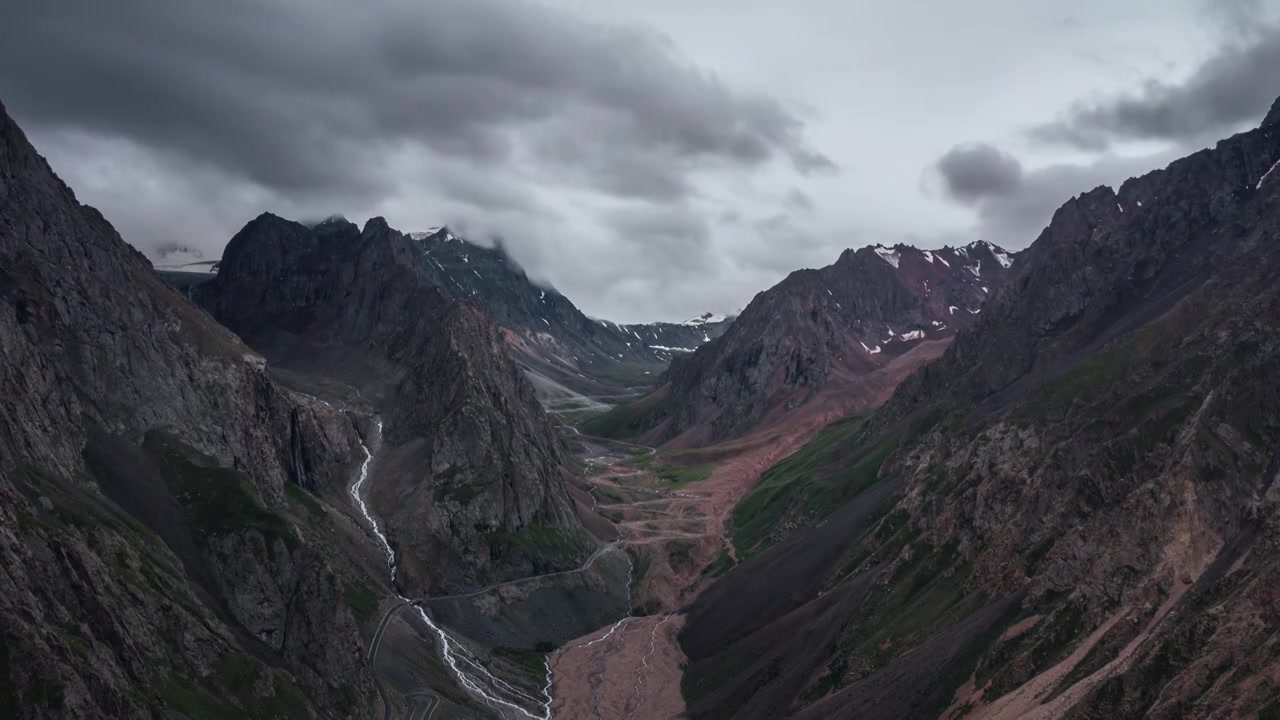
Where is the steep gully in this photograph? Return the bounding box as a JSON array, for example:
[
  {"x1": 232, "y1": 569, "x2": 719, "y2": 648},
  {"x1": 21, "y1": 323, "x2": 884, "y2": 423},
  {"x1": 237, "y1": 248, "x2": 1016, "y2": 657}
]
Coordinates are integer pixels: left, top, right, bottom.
[
  {"x1": 353, "y1": 411, "x2": 704, "y2": 718},
  {"x1": 347, "y1": 414, "x2": 554, "y2": 720}
]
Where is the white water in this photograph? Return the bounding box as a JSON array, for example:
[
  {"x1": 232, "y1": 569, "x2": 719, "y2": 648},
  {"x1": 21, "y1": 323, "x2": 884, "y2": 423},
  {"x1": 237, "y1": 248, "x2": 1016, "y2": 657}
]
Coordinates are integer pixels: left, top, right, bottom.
[
  {"x1": 349, "y1": 419, "x2": 395, "y2": 581},
  {"x1": 407, "y1": 604, "x2": 550, "y2": 720},
  {"x1": 348, "y1": 416, "x2": 553, "y2": 719}
]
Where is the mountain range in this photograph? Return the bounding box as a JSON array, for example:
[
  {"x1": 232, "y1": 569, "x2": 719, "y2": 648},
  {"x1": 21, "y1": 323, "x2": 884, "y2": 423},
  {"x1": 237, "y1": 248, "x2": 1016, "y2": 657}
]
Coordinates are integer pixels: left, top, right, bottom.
[
  {"x1": 2, "y1": 85, "x2": 1279, "y2": 720},
  {"x1": 677, "y1": 95, "x2": 1280, "y2": 719},
  {"x1": 584, "y1": 240, "x2": 1017, "y2": 448},
  {"x1": 161, "y1": 219, "x2": 732, "y2": 408}
]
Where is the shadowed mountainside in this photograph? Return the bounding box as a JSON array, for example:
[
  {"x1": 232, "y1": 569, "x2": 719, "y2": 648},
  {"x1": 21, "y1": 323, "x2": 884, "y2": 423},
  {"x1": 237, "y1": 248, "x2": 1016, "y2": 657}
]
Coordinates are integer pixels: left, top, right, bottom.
[
  {"x1": 679, "y1": 97, "x2": 1280, "y2": 720},
  {"x1": 0, "y1": 99, "x2": 379, "y2": 718}
]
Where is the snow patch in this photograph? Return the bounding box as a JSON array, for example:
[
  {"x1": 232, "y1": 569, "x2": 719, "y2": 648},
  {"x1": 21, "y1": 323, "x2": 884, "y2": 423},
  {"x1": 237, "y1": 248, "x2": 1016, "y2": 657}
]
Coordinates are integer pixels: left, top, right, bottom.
[
  {"x1": 922, "y1": 250, "x2": 935, "y2": 264},
  {"x1": 409, "y1": 226, "x2": 443, "y2": 241},
  {"x1": 900, "y1": 330, "x2": 924, "y2": 341},
  {"x1": 874, "y1": 246, "x2": 901, "y2": 268},
  {"x1": 1259, "y1": 158, "x2": 1280, "y2": 190},
  {"x1": 949, "y1": 306, "x2": 958, "y2": 315},
  {"x1": 859, "y1": 341, "x2": 882, "y2": 355},
  {"x1": 649, "y1": 345, "x2": 695, "y2": 353},
  {"x1": 991, "y1": 248, "x2": 1012, "y2": 269},
  {"x1": 684, "y1": 312, "x2": 727, "y2": 326}
]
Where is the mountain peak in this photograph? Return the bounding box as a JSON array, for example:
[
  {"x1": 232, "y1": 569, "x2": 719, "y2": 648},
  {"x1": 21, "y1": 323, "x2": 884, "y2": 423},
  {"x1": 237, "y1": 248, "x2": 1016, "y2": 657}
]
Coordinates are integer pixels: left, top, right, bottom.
[
  {"x1": 361, "y1": 216, "x2": 391, "y2": 235},
  {"x1": 1265, "y1": 95, "x2": 1280, "y2": 129}
]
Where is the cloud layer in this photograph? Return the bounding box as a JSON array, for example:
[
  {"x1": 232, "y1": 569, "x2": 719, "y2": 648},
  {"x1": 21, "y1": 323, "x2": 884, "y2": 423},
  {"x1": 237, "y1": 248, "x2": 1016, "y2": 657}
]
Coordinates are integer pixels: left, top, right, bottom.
[
  {"x1": 0, "y1": 0, "x2": 829, "y2": 321},
  {"x1": 3, "y1": 0, "x2": 1270, "y2": 320},
  {"x1": 933, "y1": 2, "x2": 1279, "y2": 248}
]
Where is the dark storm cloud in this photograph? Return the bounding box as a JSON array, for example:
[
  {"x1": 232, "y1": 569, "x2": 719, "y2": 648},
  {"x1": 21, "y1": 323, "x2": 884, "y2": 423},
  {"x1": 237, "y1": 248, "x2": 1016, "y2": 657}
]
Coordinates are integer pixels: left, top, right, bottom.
[
  {"x1": 0, "y1": 0, "x2": 828, "y2": 203},
  {"x1": 1030, "y1": 22, "x2": 1280, "y2": 150},
  {"x1": 935, "y1": 144, "x2": 1025, "y2": 203}
]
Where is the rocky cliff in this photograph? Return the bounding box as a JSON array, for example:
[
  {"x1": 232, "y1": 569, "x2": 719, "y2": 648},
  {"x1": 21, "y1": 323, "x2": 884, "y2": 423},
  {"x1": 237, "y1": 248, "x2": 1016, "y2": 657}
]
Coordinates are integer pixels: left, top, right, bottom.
[
  {"x1": 195, "y1": 214, "x2": 586, "y2": 596},
  {"x1": 587, "y1": 240, "x2": 1015, "y2": 447},
  {"x1": 0, "y1": 100, "x2": 375, "y2": 718},
  {"x1": 679, "y1": 99, "x2": 1280, "y2": 719}
]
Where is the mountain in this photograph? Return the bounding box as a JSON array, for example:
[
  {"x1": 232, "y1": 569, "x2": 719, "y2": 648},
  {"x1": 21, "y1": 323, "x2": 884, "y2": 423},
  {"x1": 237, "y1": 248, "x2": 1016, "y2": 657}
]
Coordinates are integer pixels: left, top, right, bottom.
[
  {"x1": 159, "y1": 222, "x2": 733, "y2": 406},
  {"x1": 401, "y1": 226, "x2": 732, "y2": 385},
  {"x1": 585, "y1": 240, "x2": 1016, "y2": 447},
  {"x1": 192, "y1": 213, "x2": 586, "y2": 596},
  {"x1": 0, "y1": 100, "x2": 378, "y2": 717},
  {"x1": 391, "y1": 227, "x2": 723, "y2": 389},
  {"x1": 678, "y1": 98, "x2": 1280, "y2": 719},
  {"x1": 0, "y1": 95, "x2": 600, "y2": 718}
]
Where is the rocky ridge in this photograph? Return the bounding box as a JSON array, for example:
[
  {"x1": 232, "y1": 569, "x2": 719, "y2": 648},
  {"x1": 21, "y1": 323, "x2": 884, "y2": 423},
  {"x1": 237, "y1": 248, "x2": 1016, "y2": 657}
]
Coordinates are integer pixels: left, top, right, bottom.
[
  {"x1": 589, "y1": 240, "x2": 1016, "y2": 447},
  {"x1": 678, "y1": 98, "x2": 1280, "y2": 719},
  {"x1": 403, "y1": 226, "x2": 732, "y2": 377}
]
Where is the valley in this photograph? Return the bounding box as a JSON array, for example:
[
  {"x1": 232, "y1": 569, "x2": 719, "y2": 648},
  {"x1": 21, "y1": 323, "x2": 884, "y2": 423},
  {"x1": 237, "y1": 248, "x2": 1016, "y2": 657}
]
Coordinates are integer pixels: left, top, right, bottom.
[{"x1": 2, "y1": 20, "x2": 1280, "y2": 714}]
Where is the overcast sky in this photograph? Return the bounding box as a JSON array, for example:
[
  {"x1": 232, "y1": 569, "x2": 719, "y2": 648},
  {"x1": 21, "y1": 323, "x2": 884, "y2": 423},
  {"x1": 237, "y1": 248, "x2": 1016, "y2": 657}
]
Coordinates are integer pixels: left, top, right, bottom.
[{"x1": 3, "y1": 0, "x2": 1278, "y2": 322}]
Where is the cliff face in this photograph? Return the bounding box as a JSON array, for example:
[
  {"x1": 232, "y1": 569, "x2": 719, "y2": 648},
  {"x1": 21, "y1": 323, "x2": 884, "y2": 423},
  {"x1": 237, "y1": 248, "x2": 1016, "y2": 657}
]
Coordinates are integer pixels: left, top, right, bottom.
[
  {"x1": 195, "y1": 214, "x2": 584, "y2": 596},
  {"x1": 589, "y1": 240, "x2": 1016, "y2": 447},
  {"x1": 0, "y1": 101, "x2": 374, "y2": 717},
  {"x1": 679, "y1": 102, "x2": 1280, "y2": 719}
]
